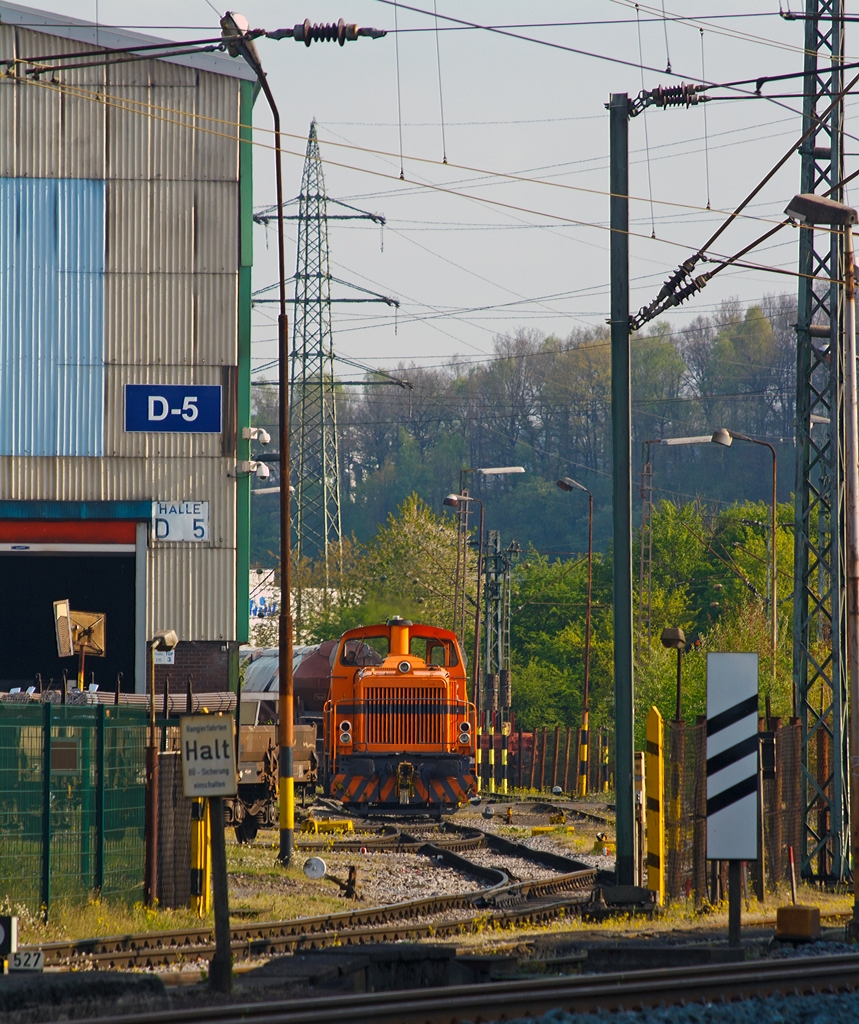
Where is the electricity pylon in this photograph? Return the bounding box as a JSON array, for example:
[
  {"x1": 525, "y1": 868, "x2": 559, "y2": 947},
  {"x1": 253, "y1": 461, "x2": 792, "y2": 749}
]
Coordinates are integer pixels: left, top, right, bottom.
[
  {"x1": 792, "y1": 0, "x2": 848, "y2": 880},
  {"x1": 290, "y1": 122, "x2": 341, "y2": 584},
  {"x1": 254, "y1": 122, "x2": 398, "y2": 630}
]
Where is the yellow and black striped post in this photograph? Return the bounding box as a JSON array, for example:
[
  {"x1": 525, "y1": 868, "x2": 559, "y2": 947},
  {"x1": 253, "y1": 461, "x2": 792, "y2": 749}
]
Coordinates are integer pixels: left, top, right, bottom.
[
  {"x1": 602, "y1": 730, "x2": 610, "y2": 793},
  {"x1": 634, "y1": 750, "x2": 646, "y2": 886},
  {"x1": 488, "y1": 712, "x2": 496, "y2": 794},
  {"x1": 577, "y1": 710, "x2": 589, "y2": 797},
  {"x1": 476, "y1": 714, "x2": 483, "y2": 794},
  {"x1": 190, "y1": 797, "x2": 212, "y2": 917},
  {"x1": 501, "y1": 721, "x2": 509, "y2": 795},
  {"x1": 645, "y1": 706, "x2": 664, "y2": 905}
]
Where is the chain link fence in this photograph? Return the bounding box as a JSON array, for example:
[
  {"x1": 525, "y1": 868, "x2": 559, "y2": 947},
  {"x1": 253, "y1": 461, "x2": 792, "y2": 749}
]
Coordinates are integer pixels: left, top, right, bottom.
[
  {"x1": 663, "y1": 716, "x2": 802, "y2": 904},
  {"x1": 0, "y1": 702, "x2": 146, "y2": 916}
]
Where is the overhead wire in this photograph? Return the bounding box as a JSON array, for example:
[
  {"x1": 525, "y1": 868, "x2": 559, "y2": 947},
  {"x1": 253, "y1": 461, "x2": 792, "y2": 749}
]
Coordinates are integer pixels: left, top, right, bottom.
[
  {"x1": 372, "y1": 0, "x2": 807, "y2": 83},
  {"x1": 9, "y1": 70, "x2": 813, "y2": 238}
]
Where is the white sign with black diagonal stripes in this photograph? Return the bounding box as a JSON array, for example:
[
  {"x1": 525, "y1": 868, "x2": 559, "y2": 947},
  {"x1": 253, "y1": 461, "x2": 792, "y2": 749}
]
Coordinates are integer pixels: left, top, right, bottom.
[{"x1": 706, "y1": 652, "x2": 759, "y2": 861}]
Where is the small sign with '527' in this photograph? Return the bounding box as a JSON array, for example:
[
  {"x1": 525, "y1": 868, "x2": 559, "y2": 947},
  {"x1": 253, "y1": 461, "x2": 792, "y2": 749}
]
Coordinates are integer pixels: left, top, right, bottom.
[{"x1": 10, "y1": 950, "x2": 44, "y2": 971}]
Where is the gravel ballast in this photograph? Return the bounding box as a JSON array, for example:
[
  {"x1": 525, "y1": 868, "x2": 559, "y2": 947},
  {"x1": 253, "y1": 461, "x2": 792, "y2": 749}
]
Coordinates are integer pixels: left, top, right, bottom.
[{"x1": 494, "y1": 988, "x2": 859, "y2": 1024}]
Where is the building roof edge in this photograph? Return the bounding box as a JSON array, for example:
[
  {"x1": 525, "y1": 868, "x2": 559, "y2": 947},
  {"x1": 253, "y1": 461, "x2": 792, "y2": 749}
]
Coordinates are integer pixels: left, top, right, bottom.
[{"x1": 0, "y1": 1, "x2": 257, "y2": 80}]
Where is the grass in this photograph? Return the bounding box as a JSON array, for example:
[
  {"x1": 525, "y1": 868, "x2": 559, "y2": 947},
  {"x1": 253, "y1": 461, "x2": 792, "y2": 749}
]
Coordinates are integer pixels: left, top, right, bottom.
[{"x1": 9, "y1": 831, "x2": 376, "y2": 946}]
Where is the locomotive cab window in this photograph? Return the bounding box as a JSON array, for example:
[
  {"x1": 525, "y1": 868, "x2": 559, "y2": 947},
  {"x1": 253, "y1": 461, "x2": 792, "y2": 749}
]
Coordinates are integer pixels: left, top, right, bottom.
[
  {"x1": 410, "y1": 637, "x2": 458, "y2": 667},
  {"x1": 340, "y1": 637, "x2": 387, "y2": 665}
]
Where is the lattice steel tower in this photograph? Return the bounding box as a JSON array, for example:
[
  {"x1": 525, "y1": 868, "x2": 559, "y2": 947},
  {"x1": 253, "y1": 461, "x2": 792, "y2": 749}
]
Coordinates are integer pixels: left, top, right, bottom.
[
  {"x1": 291, "y1": 121, "x2": 342, "y2": 579},
  {"x1": 793, "y1": 0, "x2": 848, "y2": 880}
]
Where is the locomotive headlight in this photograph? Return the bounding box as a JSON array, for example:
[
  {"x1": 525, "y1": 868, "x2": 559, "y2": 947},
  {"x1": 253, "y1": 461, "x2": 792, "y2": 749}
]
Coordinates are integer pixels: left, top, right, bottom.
[
  {"x1": 339, "y1": 721, "x2": 352, "y2": 733},
  {"x1": 339, "y1": 733, "x2": 351, "y2": 745},
  {"x1": 459, "y1": 721, "x2": 471, "y2": 733},
  {"x1": 397, "y1": 660, "x2": 410, "y2": 674},
  {"x1": 459, "y1": 732, "x2": 470, "y2": 745},
  {"x1": 339, "y1": 721, "x2": 352, "y2": 745}
]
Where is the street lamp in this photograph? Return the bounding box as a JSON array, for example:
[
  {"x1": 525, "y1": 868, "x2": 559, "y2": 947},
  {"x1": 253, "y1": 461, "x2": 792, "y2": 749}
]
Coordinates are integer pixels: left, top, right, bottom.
[
  {"x1": 785, "y1": 192, "x2": 859, "y2": 936},
  {"x1": 557, "y1": 477, "x2": 594, "y2": 797},
  {"x1": 710, "y1": 428, "x2": 779, "y2": 692},
  {"x1": 660, "y1": 627, "x2": 686, "y2": 722},
  {"x1": 221, "y1": 11, "x2": 384, "y2": 867}
]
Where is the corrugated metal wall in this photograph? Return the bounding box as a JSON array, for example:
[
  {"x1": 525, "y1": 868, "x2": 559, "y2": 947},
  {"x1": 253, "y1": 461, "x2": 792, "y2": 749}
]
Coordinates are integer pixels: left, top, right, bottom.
[
  {"x1": 0, "y1": 178, "x2": 106, "y2": 457},
  {"x1": 0, "y1": 24, "x2": 245, "y2": 643}
]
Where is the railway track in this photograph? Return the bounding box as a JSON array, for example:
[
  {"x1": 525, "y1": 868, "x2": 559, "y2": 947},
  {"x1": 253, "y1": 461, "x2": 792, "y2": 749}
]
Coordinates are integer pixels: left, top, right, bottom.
[
  {"x1": 296, "y1": 824, "x2": 486, "y2": 853},
  {"x1": 26, "y1": 828, "x2": 596, "y2": 970},
  {"x1": 70, "y1": 952, "x2": 859, "y2": 1024}
]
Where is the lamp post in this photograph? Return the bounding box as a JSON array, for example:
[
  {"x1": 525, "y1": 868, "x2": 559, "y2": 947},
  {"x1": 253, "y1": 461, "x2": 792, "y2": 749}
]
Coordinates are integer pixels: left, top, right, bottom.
[
  {"x1": 711, "y1": 428, "x2": 778, "y2": 692},
  {"x1": 785, "y1": 192, "x2": 859, "y2": 935},
  {"x1": 556, "y1": 477, "x2": 593, "y2": 797},
  {"x1": 221, "y1": 12, "x2": 384, "y2": 866},
  {"x1": 145, "y1": 628, "x2": 178, "y2": 907},
  {"x1": 660, "y1": 627, "x2": 686, "y2": 722}
]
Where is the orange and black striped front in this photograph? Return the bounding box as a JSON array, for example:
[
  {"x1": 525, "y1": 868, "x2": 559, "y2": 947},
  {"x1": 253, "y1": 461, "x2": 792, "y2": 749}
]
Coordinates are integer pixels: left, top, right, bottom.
[{"x1": 330, "y1": 753, "x2": 478, "y2": 812}]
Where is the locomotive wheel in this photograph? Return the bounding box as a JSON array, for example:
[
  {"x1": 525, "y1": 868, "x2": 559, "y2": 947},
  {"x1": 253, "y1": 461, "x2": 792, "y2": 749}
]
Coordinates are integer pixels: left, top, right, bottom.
[{"x1": 235, "y1": 818, "x2": 259, "y2": 844}]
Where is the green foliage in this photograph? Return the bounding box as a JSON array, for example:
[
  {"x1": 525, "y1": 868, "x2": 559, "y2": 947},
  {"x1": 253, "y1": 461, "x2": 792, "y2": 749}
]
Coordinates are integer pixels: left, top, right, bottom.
[
  {"x1": 293, "y1": 494, "x2": 474, "y2": 649},
  {"x1": 509, "y1": 499, "x2": 795, "y2": 748}
]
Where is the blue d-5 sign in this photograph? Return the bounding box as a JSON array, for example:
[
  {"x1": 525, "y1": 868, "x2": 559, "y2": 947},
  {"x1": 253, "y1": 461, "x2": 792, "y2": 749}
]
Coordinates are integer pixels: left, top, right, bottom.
[{"x1": 125, "y1": 384, "x2": 221, "y2": 433}]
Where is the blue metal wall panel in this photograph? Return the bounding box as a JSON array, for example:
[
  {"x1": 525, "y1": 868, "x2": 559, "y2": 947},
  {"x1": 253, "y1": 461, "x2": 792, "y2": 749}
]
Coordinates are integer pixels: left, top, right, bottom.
[{"x1": 0, "y1": 178, "x2": 105, "y2": 457}]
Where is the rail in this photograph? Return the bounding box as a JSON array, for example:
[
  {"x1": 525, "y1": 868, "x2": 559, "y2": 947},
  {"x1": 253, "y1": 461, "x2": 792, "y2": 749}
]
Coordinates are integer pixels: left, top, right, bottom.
[{"x1": 67, "y1": 951, "x2": 859, "y2": 1024}]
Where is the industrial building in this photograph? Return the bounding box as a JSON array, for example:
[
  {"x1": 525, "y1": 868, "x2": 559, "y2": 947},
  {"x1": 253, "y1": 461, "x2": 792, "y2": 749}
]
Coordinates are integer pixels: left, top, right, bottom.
[{"x1": 0, "y1": 3, "x2": 256, "y2": 692}]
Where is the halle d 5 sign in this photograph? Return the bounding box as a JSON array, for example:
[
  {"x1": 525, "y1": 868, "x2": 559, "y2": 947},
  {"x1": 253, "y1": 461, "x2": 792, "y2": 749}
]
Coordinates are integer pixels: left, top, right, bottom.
[{"x1": 180, "y1": 714, "x2": 237, "y2": 799}]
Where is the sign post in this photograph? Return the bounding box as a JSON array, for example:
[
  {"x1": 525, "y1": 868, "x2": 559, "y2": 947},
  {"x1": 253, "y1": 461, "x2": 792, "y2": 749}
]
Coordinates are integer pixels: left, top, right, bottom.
[
  {"x1": 180, "y1": 714, "x2": 236, "y2": 992},
  {"x1": 706, "y1": 653, "x2": 759, "y2": 948}
]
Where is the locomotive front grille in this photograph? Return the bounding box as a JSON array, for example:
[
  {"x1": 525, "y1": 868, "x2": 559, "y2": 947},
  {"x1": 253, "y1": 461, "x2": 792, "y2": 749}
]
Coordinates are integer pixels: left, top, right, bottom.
[{"x1": 364, "y1": 687, "x2": 445, "y2": 747}]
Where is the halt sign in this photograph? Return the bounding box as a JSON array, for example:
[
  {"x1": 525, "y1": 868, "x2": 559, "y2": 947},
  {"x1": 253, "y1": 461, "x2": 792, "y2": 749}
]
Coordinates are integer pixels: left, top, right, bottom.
[
  {"x1": 180, "y1": 715, "x2": 237, "y2": 798},
  {"x1": 706, "y1": 653, "x2": 759, "y2": 861}
]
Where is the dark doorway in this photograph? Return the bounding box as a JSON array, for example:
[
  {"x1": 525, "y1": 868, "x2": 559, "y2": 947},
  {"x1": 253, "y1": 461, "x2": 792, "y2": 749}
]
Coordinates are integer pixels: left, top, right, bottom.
[{"x1": 0, "y1": 554, "x2": 136, "y2": 691}]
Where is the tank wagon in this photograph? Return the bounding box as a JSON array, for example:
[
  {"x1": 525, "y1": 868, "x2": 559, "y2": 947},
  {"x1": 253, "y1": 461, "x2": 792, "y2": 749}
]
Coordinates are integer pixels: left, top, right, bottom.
[
  {"x1": 228, "y1": 643, "x2": 333, "y2": 842},
  {"x1": 324, "y1": 617, "x2": 478, "y2": 814}
]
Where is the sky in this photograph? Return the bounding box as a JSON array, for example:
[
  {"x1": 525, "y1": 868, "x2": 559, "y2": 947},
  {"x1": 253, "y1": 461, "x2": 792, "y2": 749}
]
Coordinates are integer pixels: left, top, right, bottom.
[{"x1": 16, "y1": 2, "x2": 853, "y2": 384}]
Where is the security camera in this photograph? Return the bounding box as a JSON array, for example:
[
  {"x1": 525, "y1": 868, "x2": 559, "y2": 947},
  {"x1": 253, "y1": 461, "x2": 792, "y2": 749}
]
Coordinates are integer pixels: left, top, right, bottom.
[
  {"x1": 255, "y1": 462, "x2": 271, "y2": 481},
  {"x1": 241, "y1": 427, "x2": 272, "y2": 445}
]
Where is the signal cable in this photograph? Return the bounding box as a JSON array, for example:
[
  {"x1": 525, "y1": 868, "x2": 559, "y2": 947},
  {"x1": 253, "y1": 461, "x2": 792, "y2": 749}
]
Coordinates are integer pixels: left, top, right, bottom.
[
  {"x1": 700, "y1": 28, "x2": 711, "y2": 210},
  {"x1": 659, "y1": 0, "x2": 672, "y2": 73},
  {"x1": 636, "y1": 5, "x2": 657, "y2": 238},
  {"x1": 393, "y1": 1, "x2": 405, "y2": 179},
  {"x1": 432, "y1": 0, "x2": 448, "y2": 164}
]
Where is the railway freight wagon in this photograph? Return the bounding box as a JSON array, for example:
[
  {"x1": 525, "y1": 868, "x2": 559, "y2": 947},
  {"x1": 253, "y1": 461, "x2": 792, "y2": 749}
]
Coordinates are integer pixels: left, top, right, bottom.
[
  {"x1": 324, "y1": 618, "x2": 478, "y2": 814},
  {"x1": 228, "y1": 645, "x2": 329, "y2": 841}
]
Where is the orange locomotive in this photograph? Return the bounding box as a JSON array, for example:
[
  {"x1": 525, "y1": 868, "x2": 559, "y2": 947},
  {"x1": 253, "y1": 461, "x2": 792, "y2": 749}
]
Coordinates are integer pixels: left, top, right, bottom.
[{"x1": 324, "y1": 617, "x2": 478, "y2": 814}]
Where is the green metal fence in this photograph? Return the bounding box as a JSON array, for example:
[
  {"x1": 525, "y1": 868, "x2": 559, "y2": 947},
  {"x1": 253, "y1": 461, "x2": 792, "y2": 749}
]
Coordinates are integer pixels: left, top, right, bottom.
[{"x1": 0, "y1": 702, "x2": 146, "y2": 916}]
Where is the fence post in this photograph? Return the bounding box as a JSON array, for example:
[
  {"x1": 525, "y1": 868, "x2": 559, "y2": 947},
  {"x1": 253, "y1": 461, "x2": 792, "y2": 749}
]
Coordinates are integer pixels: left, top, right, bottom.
[
  {"x1": 539, "y1": 727, "x2": 548, "y2": 791},
  {"x1": 41, "y1": 701, "x2": 52, "y2": 920},
  {"x1": 634, "y1": 749, "x2": 646, "y2": 886},
  {"x1": 552, "y1": 725, "x2": 561, "y2": 789},
  {"x1": 667, "y1": 720, "x2": 686, "y2": 901},
  {"x1": 563, "y1": 726, "x2": 572, "y2": 793},
  {"x1": 692, "y1": 715, "x2": 707, "y2": 906},
  {"x1": 95, "y1": 703, "x2": 105, "y2": 895},
  {"x1": 645, "y1": 706, "x2": 664, "y2": 904}
]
